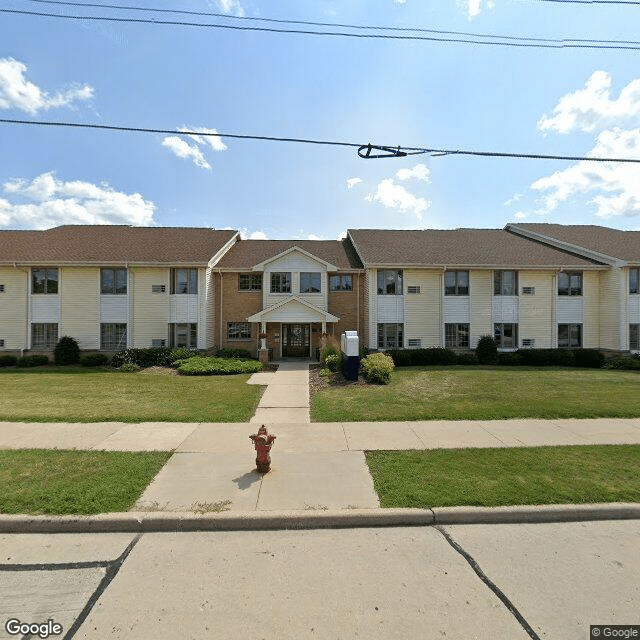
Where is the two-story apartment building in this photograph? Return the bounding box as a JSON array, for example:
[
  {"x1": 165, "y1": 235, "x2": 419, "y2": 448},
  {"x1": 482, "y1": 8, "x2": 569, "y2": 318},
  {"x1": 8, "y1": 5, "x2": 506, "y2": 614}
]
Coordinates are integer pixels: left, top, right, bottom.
[{"x1": 1, "y1": 222, "x2": 639, "y2": 358}]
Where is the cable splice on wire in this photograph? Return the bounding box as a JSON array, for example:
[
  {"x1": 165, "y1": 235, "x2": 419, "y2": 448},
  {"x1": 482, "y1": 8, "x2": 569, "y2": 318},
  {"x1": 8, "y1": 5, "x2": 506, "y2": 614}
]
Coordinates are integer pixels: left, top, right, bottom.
[
  {"x1": 3, "y1": 7, "x2": 640, "y2": 50},
  {"x1": 2, "y1": 118, "x2": 640, "y2": 164}
]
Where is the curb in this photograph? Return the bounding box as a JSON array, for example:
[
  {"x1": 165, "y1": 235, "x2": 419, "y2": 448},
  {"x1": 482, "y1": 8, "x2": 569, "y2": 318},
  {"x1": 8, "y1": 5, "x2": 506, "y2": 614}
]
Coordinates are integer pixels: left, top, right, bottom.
[{"x1": 0, "y1": 504, "x2": 638, "y2": 533}]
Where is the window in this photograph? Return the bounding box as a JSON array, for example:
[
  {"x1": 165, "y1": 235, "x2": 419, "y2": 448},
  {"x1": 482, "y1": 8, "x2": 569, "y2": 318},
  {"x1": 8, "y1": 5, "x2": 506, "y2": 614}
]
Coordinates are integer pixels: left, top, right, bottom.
[
  {"x1": 170, "y1": 268, "x2": 198, "y2": 294},
  {"x1": 444, "y1": 270, "x2": 469, "y2": 296},
  {"x1": 228, "y1": 322, "x2": 252, "y2": 340},
  {"x1": 445, "y1": 323, "x2": 470, "y2": 348},
  {"x1": 101, "y1": 268, "x2": 127, "y2": 295},
  {"x1": 494, "y1": 323, "x2": 518, "y2": 349},
  {"x1": 270, "y1": 272, "x2": 291, "y2": 293},
  {"x1": 31, "y1": 323, "x2": 58, "y2": 349},
  {"x1": 169, "y1": 323, "x2": 197, "y2": 348},
  {"x1": 630, "y1": 324, "x2": 639, "y2": 350},
  {"x1": 32, "y1": 268, "x2": 58, "y2": 294},
  {"x1": 101, "y1": 323, "x2": 127, "y2": 350},
  {"x1": 558, "y1": 271, "x2": 582, "y2": 296},
  {"x1": 300, "y1": 272, "x2": 321, "y2": 293},
  {"x1": 377, "y1": 270, "x2": 403, "y2": 295},
  {"x1": 494, "y1": 271, "x2": 518, "y2": 296},
  {"x1": 378, "y1": 323, "x2": 403, "y2": 349},
  {"x1": 558, "y1": 324, "x2": 582, "y2": 348},
  {"x1": 630, "y1": 268, "x2": 639, "y2": 295},
  {"x1": 330, "y1": 274, "x2": 353, "y2": 291},
  {"x1": 239, "y1": 274, "x2": 262, "y2": 291}
]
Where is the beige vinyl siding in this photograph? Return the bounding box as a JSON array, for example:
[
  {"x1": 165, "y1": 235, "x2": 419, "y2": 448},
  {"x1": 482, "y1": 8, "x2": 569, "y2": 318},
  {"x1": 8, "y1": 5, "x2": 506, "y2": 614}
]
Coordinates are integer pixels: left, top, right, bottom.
[
  {"x1": 519, "y1": 271, "x2": 553, "y2": 349},
  {"x1": 582, "y1": 270, "x2": 600, "y2": 348},
  {"x1": 599, "y1": 268, "x2": 624, "y2": 350},
  {"x1": 130, "y1": 267, "x2": 170, "y2": 348},
  {"x1": 404, "y1": 269, "x2": 442, "y2": 347},
  {"x1": 0, "y1": 267, "x2": 28, "y2": 349},
  {"x1": 367, "y1": 269, "x2": 377, "y2": 349},
  {"x1": 59, "y1": 267, "x2": 100, "y2": 349},
  {"x1": 469, "y1": 270, "x2": 492, "y2": 348}
]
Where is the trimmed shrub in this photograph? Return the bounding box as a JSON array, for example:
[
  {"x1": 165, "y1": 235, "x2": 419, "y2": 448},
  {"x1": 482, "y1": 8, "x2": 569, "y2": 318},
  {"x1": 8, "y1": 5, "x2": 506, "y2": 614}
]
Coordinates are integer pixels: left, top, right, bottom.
[
  {"x1": 497, "y1": 352, "x2": 521, "y2": 366},
  {"x1": 111, "y1": 347, "x2": 197, "y2": 368},
  {"x1": 571, "y1": 349, "x2": 605, "y2": 369},
  {"x1": 386, "y1": 348, "x2": 457, "y2": 367},
  {"x1": 516, "y1": 349, "x2": 575, "y2": 367},
  {"x1": 54, "y1": 336, "x2": 80, "y2": 366},
  {"x1": 359, "y1": 345, "x2": 370, "y2": 360},
  {"x1": 456, "y1": 353, "x2": 478, "y2": 366},
  {"x1": 386, "y1": 349, "x2": 412, "y2": 366},
  {"x1": 475, "y1": 335, "x2": 498, "y2": 365},
  {"x1": 0, "y1": 355, "x2": 18, "y2": 367},
  {"x1": 361, "y1": 352, "x2": 395, "y2": 384},
  {"x1": 120, "y1": 362, "x2": 139, "y2": 373},
  {"x1": 324, "y1": 353, "x2": 342, "y2": 372},
  {"x1": 169, "y1": 348, "x2": 199, "y2": 362},
  {"x1": 605, "y1": 356, "x2": 640, "y2": 370},
  {"x1": 79, "y1": 353, "x2": 110, "y2": 367},
  {"x1": 175, "y1": 356, "x2": 263, "y2": 376},
  {"x1": 17, "y1": 355, "x2": 49, "y2": 367},
  {"x1": 216, "y1": 347, "x2": 253, "y2": 359}
]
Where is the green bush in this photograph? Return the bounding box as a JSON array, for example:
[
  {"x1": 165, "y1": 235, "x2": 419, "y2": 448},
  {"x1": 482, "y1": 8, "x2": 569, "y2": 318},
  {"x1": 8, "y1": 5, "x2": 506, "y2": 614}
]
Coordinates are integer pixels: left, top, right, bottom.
[
  {"x1": 516, "y1": 348, "x2": 580, "y2": 367},
  {"x1": 79, "y1": 353, "x2": 110, "y2": 367},
  {"x1": 605, "y1": 356, "x2": 640, "y2": 370},
  {"x1": 54, "y1": 336, "x2": 80, "y2": 366},
  {"x1": 456, "y1": 353, "x2": 479, "y2": 366},
  {"x1": 386, "y1": 348, "x2": 457, "y2": 366},
  {"x1": 475, "y1": 335, "x2": 498, "y2": 365},
  {"x1": 175, "y1": 356, "x2": 263, "y2": 376},
  {"x1": 321, "y1": 344, "x2": 339, "y2": 363},
  {"x1": 571, "y1": 349, "x2": 605, "y2": 369},
  {"x1": 169, "y1": 348, "x2": 199, "y2": 362},
  {"x1": 120, "y1": 363, "x2": 139, "y2": 373},
  {"x1": 216, "y1": 347, "x2": 253, "y2": 359},
  {"x1": 0, "y1": 355, "x2": 18, "y2": 367},
  {"x1": 324, "y1": 353, "x2": 342, "y2": 372},
  {"x1": 359, "y1": 346, "x2": 370, "y2": 360},
  {"x1": 17, "y1": 355, "x2": 49, "y2": 367},
  {"x1": 111, "y1": 347, "x2": 198, "y2": 368},
  {"x1": 361, "y1": 352, "x2": 395, "y2": 384},
  {"x1": 497, "y1": 352, "x2": 521, "y2": 366}
]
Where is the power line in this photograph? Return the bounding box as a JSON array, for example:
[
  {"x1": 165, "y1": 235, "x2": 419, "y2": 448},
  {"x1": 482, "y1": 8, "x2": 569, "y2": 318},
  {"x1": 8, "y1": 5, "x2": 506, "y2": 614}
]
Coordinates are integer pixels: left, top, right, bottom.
[
  {"x1": 2, "y1": 7, "x2": 640, "y2": 49},
  {"x1": 2, "y1": 117, "x2": 640, "y2": 164},
  {"x1": 531, "y1": 0, "x2": 639, "y2": 5}
]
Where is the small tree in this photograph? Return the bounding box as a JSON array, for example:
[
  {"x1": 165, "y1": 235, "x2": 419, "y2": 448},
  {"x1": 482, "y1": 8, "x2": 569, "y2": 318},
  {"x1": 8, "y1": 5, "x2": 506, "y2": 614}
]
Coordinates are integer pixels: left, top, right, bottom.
[
  {"x1": 475, "y1": 335, "x2": 498, "y2": 365},
  {"x1": 54, "y1": 336, "x2": 80, "y2": 365}
]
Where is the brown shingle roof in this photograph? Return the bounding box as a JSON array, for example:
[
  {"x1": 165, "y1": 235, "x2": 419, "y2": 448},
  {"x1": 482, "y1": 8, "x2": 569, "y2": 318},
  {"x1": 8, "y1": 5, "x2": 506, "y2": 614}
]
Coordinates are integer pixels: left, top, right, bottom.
[
  {"x1": 348, "y1": 228, "x2": 602, "y2": 267},
  {"x1": 215, "y1": 238, "x2": 363, "y2": 270},
  {"x1": 0, "y1": 225, "x2": 237, "y2": 264},
  {"x1": 510, "y1": 223, "x2": 640, "y2": 263}
]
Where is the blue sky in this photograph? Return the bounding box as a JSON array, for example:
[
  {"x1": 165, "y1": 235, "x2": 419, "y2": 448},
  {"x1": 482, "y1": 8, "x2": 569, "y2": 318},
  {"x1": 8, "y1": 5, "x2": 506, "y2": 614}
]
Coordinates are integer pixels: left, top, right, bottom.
[{"x1": 1, "y1": 0, "x2": 639, "y2": 238}]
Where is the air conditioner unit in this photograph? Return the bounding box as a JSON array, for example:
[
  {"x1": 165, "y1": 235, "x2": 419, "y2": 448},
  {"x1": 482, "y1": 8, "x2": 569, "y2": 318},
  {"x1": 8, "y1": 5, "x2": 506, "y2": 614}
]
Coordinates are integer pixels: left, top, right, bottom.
[
  {"x1": 522, "y1": 287, "x2": 535, "y2": 295},
  {"x1": 152, "y1": 285, "x2": 166, "y2": 293},
  {"x1": 522, "y1": 338, "x2": 535, "y2": 348},
  {"x1": 0, "y1": 284, "x2": 5, "y2": 292},
  {"x1": 407, "y1": 286, "x2": 421, "y2": 294},
  {"x1": 408, "y1": 339, "x2": 421, "y2": 348},
  {"x1": 152, "y1": 339, "x2": 166, "y2": 347}
]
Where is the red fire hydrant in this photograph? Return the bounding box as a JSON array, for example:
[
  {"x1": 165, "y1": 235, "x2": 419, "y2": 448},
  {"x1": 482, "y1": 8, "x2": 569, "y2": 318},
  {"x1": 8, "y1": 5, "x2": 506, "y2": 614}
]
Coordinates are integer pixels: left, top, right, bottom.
[{"x1": 250, "y1": 425, "x2": 276, "y2": 474}]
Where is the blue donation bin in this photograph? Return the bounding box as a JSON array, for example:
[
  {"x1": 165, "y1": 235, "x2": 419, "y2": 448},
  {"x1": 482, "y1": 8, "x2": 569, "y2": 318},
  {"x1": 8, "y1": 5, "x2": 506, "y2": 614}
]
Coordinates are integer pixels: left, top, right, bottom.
[{"x1": 341, "y1": 330, "x2": 359, "y2": 381}]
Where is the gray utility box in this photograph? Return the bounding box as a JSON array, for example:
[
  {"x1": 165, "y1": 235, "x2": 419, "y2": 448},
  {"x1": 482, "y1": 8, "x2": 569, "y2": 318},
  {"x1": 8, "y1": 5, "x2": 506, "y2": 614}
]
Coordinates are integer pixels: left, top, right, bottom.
[{"x1": 341, "y1": 331, "x2": 359, "y2": 381}]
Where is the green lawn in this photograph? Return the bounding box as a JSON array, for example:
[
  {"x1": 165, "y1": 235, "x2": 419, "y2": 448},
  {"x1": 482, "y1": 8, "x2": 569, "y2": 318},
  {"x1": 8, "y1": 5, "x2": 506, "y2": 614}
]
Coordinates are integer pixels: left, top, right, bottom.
[
  {"x1": 0, "y1": 367, "x2": 263, "y2": 422},
  {"x1": 311, "y1": 366, "x2": 640, "y2": 422},
  {"x1": 366, "y1": 445, "x2": 640, "y2": 508},
  {"x1": 0, "y1": 449, "x2": 171, "y2": 514}
]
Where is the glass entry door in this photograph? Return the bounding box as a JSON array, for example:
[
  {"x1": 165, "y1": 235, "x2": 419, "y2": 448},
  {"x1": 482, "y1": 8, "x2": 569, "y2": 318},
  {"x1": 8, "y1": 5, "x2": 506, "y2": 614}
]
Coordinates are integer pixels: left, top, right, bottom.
[{"x1": 282, "y1": 324, "x2": 310, "y2": 357}]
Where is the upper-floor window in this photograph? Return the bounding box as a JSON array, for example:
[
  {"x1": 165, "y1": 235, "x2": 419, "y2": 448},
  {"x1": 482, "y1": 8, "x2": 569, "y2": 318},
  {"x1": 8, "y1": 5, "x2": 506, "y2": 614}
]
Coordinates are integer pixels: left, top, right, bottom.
[
  {"x1": 239, "y1": 274, "x2": 262, "y2": 291},
  {"x1": 101, "y1": 268, "x2": 127, "y2": 295},
  {"x1": 271, "y1": 272, "x2": 291, "y2": 293},
  {"x1": 32, "y1": 268, "x2": 58, "y2": 294},
  {"x1": 300, "y1": 272, "x2": 321, "y2": 293},
  {"x1": 558, "y1": 271, "x2": 582, "y2": 296},
  {"x1": 444, "y1": 270, "x2": 469, "y2": 296},
  {"x1": 630, "y1": 268, "x2": 639, "y2": 294},
  {"x1": 377, "y1": 269, "x2": 403, "y2": 295},
  {"x1": 171, "y1": 268, "x2": 198, "y2": 294},
  {"x1": 330, "y1": 274, "x2": 353, "y2": 291},
  {"x1": 494, "y1": 270, "x2": 518, "y2": 296}
]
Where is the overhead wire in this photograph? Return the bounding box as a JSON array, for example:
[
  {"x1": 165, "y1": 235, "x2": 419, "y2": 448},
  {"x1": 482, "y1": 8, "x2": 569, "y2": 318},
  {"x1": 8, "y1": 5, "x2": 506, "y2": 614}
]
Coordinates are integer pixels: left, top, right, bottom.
[
  {"x1": 2, "y1": 6, "x2": 640, "y2": 49},
  {"x1": 2, "y1": 118, "x2": 640, "y2": 164}
]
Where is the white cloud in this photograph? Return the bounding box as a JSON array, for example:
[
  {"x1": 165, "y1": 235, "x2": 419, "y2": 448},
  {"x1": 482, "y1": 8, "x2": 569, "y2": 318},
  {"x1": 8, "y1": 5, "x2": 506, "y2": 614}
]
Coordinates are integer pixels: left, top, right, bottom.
[
  {"x1": 307, "y1": 234, "x2": 323, "y2": 240},
  {"x1": 395, "y1": 163, "x2": 430, "y2": 182},
  {"x1": 162, "y1": 125, "x2": 227, "y2": 170},
  {"x1": 217, "y1": 0, "x2": 245, "y2": 17},
  {"x1": 0, "y1": 58, "x2": 93, "y2": 115},
  {"x1": 0, "y1": 172, "x2": 155, "y2": 229},
  {"x1": 531, "y1": 128, "x2": 640, "y2": 218},
  {"x1": 366, "y1": 178, "x2": 430, "y2": 220},
  {"x1": 238, "y1": 227, "x2": 268, "y2": 239},
  {"x1": 346, "y1": 177, "x2": 363, "y2": 190},
  {"x1": 504, "y1": 193, "x2": 522, "y2": 206},
  {"x1": 538, "y1": 71, "x2": 640, "y2": 135},
  {"x1": 179, "y1": 126, "x2": 227, "y2": 152},
  {"x1": 514, "y1": 212, "x2": 527, "y2": 220},
  {"x1": 458, "y1": 0, "x2": 495, "y2": 20},
  {"x1": 337, "y1": 230, "x2": 348, "y2": 240},
  {"x1": 394, "y1": 0, "x2": 407, "y2": 5}
]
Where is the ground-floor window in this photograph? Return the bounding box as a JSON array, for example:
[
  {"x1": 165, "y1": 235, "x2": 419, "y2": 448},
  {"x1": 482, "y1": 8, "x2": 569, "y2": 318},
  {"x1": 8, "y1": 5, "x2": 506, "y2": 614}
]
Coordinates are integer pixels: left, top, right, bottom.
[
  {"x1": 444, "y1": 323, "x2": 469, "y2": 348},
  {"x1": 228, "y1": 322, "x2": 252, "y2": 340},
  {"x1": 630, "y1": 324, "x2": 639, "y2": 350},
  {"x1": 31, "y1": 323, "x2": 58, "y2": 350},
  {"x1": 101, "y1": 323, "x2": 127, "y2": 350},
  {"x1": 169, "y1": 323, "x2": 197, "y2": 348},
  {"x1": 558, "y1": 323, "x2": 582, "y2": 348},
  {"x1": 378, "y1": 323, "x2": 403, "y2": 349},
  {"x1": 494, "y1": 323, "x2": 518, "y2": 349}
]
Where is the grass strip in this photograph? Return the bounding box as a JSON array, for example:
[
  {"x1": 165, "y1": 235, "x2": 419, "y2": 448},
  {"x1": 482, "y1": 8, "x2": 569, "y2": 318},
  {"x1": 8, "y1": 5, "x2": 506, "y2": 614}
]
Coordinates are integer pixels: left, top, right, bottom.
[
  {"x1": 365, "y1": 445, "x2": 640, "y2": 508},
  {"x1": 0, "y1": 449, "x2": 171, "y2": 515}
]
